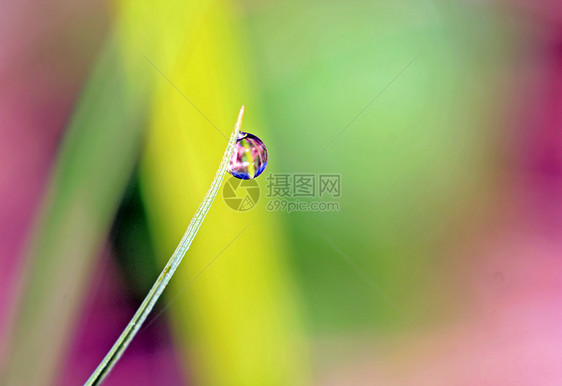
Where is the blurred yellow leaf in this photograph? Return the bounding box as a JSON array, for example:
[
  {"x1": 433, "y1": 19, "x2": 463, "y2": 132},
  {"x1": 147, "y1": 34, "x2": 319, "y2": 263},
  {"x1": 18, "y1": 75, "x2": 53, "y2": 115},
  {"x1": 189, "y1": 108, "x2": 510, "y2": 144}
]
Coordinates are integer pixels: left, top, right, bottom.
[{"x1": 137, "y1": 0, "x2": 309, "y2": 385}]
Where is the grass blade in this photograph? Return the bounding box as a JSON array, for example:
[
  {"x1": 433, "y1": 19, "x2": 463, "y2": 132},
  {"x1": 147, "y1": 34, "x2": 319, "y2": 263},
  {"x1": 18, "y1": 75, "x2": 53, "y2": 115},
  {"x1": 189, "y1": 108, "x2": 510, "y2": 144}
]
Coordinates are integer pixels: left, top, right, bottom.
[{"x1": 85, "y1": 106, "x2": 244, "y2": 385}]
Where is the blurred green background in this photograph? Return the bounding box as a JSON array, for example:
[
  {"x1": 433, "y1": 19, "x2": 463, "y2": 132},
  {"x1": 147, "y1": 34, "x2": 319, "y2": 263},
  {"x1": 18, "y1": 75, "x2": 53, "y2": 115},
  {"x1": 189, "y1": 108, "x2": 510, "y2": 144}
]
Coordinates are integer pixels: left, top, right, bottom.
[{"x1": 2, "y1": 0, "x2": 561, "y2": 385}]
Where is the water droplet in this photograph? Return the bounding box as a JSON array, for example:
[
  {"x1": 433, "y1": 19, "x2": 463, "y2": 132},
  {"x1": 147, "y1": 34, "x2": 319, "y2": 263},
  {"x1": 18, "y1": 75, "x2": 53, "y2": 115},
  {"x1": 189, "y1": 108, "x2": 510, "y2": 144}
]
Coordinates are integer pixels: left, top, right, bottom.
[{"x1": 227, "y1": 132, "x2": 268, "y2": 179}]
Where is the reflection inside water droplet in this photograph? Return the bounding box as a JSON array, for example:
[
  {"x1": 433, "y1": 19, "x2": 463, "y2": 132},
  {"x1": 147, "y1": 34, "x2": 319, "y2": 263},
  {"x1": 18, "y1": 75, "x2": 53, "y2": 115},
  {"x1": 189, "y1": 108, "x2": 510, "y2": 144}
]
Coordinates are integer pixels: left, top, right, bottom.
[{"x1": 227, "y1": 132, "x2": 268, "y2": 180}]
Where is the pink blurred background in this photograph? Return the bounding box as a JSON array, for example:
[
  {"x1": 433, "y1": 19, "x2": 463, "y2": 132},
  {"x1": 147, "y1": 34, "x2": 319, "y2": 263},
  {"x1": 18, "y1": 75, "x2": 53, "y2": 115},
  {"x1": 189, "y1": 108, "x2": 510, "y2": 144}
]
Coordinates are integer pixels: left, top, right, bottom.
[{"x1": 1, "y1": 0, "x2": 562, "y2": 384}]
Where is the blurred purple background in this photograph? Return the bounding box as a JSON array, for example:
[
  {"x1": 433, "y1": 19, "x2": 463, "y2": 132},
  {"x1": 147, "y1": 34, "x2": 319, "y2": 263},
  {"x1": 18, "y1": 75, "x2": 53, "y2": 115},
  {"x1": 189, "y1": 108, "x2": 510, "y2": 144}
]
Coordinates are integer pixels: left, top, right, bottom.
[{"x1": 1, "y1": 0, "x2": 562, "y2": 384}]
